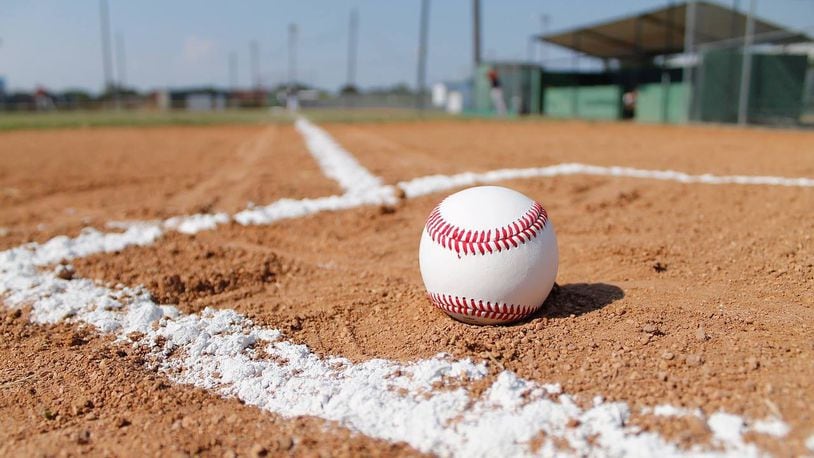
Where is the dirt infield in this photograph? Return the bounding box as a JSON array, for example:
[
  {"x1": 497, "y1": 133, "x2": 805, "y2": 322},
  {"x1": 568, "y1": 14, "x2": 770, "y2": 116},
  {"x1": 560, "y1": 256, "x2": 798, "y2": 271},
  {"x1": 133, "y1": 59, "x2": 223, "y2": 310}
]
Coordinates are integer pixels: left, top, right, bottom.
[
  {"x1": 323, "y1": 119, "x2": 814, "y2": 183},
  {"x1": 0, "y1": 124, "x2": 339, "y2": 250},
  {"x1": 1, "y1": 118, "x2": 813, "y2": 456}
]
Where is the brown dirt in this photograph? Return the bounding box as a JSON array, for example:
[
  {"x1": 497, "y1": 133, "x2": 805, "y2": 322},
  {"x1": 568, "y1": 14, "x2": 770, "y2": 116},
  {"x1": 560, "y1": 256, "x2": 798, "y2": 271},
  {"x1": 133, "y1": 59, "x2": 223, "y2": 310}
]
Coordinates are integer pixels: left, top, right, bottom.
[
  {"x1": 323, "y1": 119, "x2": 814, "y2": 184},
  {"x1": 0, "y1": 124, "x2": 340, "y2": 250},
  {"x1": 4, "y1": 119, "x2": 814, "y2": 455},
  {"x1": 0, "y1": 308, "x2": 417, "y2": 457},
  {"x1": 71, "y1": 176, "x2": 814, "y2": 455}
]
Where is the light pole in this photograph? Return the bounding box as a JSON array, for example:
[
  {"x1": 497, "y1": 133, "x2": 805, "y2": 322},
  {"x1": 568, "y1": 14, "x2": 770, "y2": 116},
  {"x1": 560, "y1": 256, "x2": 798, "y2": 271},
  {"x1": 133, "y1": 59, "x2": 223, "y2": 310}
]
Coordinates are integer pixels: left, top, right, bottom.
[
  {"x1": 99, "y1": 0, "x2": 115, "y2": 104},
  {"x1": 250, "y1": 40, "x2": 260, "y2": 90},
  {"x1": 539, "y1": 14, "x2": 550, "y2": 65},
  {"x1": 346, "y1": 8, "x2": 359, "y2": 89},
  {"x1": 416, "y1": 0, "x2": 430, "y2": 109}
]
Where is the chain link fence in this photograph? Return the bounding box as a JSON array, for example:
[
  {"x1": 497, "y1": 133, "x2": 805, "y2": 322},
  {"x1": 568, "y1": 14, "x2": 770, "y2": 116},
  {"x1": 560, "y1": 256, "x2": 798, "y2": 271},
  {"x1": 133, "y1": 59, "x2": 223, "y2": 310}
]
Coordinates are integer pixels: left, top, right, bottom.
[{"x1": 688, "y1": 29, "x2": 813, "y2": 127}]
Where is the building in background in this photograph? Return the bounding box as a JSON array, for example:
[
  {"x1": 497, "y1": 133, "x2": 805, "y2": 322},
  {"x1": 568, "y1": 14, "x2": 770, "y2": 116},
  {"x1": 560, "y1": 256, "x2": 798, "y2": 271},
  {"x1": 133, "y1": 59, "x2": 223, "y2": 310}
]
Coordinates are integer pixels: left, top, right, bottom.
[
  {"x1": 534, "y1": 1, "x2": 812, "y2": 127},
  {"x1": 432, "y1": 81, "x2": 471, "y2": 114}
]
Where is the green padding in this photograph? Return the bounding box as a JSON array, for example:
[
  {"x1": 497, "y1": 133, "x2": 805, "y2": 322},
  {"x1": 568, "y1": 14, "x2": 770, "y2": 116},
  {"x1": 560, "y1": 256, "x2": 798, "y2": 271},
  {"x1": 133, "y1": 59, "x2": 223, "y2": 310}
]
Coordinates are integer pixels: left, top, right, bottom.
[
  {"x1": 544, "y1": 86, "x2": 620, "y2": 120},
  {"x1": 696, "y1": 50, "x2": 807, "y2": 123},
  {"x1": 577, "y1": 86, "x2": 621, "y2": 119},
  {"x1": 636, "y1": 82, "x2": 689, "y2": 124},
  {"x1": 543, "y1": 87, "x2": 575, "y2": 118}
]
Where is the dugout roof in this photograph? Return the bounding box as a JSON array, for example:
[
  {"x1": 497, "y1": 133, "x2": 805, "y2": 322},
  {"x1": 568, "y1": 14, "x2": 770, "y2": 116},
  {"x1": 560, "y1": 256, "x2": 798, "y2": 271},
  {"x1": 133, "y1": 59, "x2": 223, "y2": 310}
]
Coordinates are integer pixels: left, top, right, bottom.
[{"x1": 536, "y1": 1, "x2": 810, "y2": 61}]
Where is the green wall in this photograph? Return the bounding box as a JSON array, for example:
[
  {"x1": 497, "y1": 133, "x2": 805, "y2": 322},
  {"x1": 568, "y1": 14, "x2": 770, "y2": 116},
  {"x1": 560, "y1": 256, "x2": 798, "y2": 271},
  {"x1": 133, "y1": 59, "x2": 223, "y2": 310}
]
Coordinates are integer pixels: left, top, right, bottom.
[
  {"x1": 696, "y1": 50, "x2": 807, "y2": 124},
  {"x1": 543, "y1": 85, "x2": 621, "y2": 120},
  {"x1": 636, "y1": 82, "x2": 689, "y2": 124}
]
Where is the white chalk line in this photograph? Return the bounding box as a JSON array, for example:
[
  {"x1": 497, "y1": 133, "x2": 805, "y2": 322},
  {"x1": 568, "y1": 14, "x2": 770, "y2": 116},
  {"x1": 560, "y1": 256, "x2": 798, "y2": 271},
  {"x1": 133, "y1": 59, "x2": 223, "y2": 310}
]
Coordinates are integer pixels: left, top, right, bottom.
[
  {"x1": 2, "y1": 118, "x2": 812, "y2": 456},
  {"x1": 397, "y1": 163, "x2": 814, "y2": 199},
  {"x1": 294, "y1": 117, "x2": 384, "y2": 195},
  {"x1": 172, "y1": 165, "x2": 814, "y2": 232}
]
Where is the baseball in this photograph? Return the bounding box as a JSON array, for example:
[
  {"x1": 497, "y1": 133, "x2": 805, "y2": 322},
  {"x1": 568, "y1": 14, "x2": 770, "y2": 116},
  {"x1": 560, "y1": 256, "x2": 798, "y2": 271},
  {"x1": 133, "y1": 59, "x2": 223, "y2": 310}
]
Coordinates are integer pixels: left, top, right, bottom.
[{"x1": 419, "y1": 186, "x2": 558, "y2": 325}]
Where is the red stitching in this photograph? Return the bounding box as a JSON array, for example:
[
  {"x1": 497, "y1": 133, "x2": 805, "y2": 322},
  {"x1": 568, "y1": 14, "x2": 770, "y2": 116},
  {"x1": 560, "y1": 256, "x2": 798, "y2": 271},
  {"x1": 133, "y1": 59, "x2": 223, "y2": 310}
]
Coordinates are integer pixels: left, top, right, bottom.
[
  {"x1": 428, "y1": 292, "x2": 537, "y2": 322},
  {"x1": 425, "y1": 201, "x2": 548, "y2": 256}
]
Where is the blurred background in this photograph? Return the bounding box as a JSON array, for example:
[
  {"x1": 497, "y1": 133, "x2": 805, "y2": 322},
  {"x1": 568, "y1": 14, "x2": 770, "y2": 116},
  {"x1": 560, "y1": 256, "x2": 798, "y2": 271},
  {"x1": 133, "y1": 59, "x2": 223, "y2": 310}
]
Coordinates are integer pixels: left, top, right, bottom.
[{"x1": 0, "y1": 0, "x2": 812, "y2": 127}]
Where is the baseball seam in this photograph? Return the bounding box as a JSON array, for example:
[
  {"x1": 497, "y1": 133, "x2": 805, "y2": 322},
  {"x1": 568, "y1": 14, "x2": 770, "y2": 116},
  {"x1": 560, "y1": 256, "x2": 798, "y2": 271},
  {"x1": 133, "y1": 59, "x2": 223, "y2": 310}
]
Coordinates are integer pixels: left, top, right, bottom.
[
  {"x1": 428, "y1": 292, "x2": 538, "y2": 322},
  {"x1": 425, "y1": 201, "x2": 548, "y2": 256}
]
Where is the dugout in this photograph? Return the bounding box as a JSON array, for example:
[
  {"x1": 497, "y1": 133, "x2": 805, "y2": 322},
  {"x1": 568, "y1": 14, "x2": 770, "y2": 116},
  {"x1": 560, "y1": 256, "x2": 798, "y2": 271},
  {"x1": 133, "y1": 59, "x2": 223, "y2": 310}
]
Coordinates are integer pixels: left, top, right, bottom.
[
  {"x1": 535, "y1": 1, "x2": 812, "y2": 126},
  {"x1": 540, "y1": 67, "x2": 685, "y2": 121}
]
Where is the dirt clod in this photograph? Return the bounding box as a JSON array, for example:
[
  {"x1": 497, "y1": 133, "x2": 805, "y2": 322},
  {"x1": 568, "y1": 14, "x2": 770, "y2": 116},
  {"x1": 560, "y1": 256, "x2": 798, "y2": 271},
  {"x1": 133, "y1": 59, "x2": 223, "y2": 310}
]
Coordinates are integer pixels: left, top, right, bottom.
[
  {"x1": 56, "y1": 265, "x2": 75, "y2": 280},
  {"x1": 249, "y1": 444, "x2": 268, "y2": 458},
  {"x1": 685, "y1": 354, "x2": 704, "y2": 367}
]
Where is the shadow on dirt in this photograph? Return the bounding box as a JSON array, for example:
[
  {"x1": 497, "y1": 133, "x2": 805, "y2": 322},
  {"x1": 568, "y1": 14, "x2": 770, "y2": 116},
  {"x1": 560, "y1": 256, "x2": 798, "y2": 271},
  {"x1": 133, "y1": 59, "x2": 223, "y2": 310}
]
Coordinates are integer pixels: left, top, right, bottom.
[{"x1": 536, "y1": 282, "x2": 624, "y2": 319}]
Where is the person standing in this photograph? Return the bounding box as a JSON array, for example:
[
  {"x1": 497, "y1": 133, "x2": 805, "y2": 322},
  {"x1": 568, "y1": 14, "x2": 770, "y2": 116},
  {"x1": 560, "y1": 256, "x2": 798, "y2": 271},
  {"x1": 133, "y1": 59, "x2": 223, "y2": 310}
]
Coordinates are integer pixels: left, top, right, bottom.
[{"x1": 487, "y1": 67, "x2": 507, "y2": 116}]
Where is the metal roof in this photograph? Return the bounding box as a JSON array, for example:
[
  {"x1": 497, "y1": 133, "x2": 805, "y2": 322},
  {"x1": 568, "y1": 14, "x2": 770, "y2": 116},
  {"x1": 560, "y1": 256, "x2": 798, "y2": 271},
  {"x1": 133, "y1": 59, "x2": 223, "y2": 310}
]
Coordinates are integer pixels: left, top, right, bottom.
[{"x1": 536, "y1": 1, "x2": 810, "y2": 62}]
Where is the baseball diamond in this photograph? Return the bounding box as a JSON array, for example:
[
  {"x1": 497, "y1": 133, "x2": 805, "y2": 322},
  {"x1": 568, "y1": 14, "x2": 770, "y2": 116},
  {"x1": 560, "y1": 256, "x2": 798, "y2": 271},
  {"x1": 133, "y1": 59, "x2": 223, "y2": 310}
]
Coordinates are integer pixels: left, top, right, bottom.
[
  {"x1": 3, "y1": 2, "x2": 814, "y2": 456},
  {"x1": 1, "y1": 114, "x2": 813, "y2": 456}
]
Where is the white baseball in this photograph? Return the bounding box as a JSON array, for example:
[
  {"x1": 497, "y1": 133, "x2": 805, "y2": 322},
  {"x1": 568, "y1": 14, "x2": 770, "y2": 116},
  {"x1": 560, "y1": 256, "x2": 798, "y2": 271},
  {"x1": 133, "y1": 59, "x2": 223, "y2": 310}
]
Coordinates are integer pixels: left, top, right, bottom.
[{"x1": 419, "y1": 186, "x2": 558, "y2": 325}]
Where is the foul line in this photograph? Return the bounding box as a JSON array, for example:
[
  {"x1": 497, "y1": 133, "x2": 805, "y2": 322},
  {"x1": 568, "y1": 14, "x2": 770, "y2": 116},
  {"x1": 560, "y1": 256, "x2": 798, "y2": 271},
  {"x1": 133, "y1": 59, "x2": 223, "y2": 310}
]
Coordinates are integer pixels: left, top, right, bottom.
[{"x1": 397, "y1": 162, "x2": 814, "y2": 198}]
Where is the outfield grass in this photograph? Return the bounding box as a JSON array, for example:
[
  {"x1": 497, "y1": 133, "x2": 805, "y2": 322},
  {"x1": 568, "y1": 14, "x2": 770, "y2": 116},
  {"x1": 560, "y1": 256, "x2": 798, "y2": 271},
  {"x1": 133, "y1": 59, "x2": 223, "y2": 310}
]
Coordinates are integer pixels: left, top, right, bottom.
[{"x1": 0, "y1": 107, "x2": 453, "y2": 131}]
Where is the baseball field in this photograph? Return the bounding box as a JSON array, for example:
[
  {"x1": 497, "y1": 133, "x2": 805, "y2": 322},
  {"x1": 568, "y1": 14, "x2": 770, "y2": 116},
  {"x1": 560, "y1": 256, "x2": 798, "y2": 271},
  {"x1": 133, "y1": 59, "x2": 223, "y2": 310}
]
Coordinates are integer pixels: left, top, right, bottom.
[{"x1": 1, "y1": 112, "x2": 813, "y2": 456}]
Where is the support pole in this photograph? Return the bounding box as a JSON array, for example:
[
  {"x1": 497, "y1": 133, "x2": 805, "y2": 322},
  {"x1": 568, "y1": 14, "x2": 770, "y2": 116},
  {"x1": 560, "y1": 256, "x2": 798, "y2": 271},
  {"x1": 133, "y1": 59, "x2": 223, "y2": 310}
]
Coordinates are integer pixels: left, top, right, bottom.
[
  {"x1": 288, "y1": 25, "x2": 298, "y2": 89},
  {"x1": 287, "y1": 24, "x2": 299, "y2": 111},
  {"x1": 571, "y1": 33, "x2": 580, "y2": 118},
  {"x1": 737, "y1": 0, "x2": 756, "y2": 125},
  {"x1": 472, "y1": 0, "x2": 481, "y2": 70},
  {"x1": 250, "y1": 40, "x2": 260, "y2": 90},
  {"x1": 416, "y1": 0, "x2": 430, "y2": 110},
  {"x1": 682, "y1": 0, "x2": 697, "y2": 121},
  {"x1": 115, "y1": 33, "x2": 126, "y2": 108},
  {"x1": 99, "y1": 0, "x2": 115, "y2": 103},
  {"x1": 662, "y1": 0, "x2": 675, "y2": 123},
  {"x1": 116, "y1": 33, "x2": 126, "y2": 89},
  {"x1": 346, "y1": 8, "x2": 359, "y2": 88},
  {"x1": 539, "y1": 14, "x2": 549, "y2": 65},
  {"x1": 229, "y1": 52, "x2": 238, "y2": 91},
  {"x1": 526, "y1": 36, "x2": 534, "y2": 62}
]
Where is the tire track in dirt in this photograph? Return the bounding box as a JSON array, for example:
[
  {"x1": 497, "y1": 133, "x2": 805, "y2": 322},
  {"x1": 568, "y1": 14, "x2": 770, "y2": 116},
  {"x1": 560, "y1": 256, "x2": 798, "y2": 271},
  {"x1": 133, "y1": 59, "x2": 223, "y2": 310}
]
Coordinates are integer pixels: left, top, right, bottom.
[
  {"x1": 164, "y1": 123, "x2": 341, "y2": 214},
  {"x1": 0, "y1": 123, "x2": 342, "y2": 249}
]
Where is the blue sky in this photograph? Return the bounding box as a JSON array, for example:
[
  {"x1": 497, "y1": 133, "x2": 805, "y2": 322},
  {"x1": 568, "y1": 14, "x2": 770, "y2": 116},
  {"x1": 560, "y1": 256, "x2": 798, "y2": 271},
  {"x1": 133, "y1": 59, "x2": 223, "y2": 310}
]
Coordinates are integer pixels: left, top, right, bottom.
[{"x1": 0, "y1": 0, "x2": 812, "y2": 93}]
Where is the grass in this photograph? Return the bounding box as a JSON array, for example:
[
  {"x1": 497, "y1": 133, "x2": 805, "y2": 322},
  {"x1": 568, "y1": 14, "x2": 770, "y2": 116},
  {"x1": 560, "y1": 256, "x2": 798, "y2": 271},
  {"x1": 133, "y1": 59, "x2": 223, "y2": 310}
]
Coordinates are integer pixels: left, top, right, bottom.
[
  {"x1": 0, "y1": 107, "x2": 454, "y2": 131},
  {"x1": 0, "y1": 108, "x2": 291, "y2": 131},
  {"x1": 303, "y1": 108, "x2": 452, "y2": 124}
]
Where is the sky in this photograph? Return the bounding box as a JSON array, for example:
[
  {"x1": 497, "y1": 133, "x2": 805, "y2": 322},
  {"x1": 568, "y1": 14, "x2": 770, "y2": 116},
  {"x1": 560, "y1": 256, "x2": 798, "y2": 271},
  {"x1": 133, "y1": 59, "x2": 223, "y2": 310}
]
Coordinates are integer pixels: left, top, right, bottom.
[{"x1": 0, "y1": 0, "x2": 812, "y2": 93}]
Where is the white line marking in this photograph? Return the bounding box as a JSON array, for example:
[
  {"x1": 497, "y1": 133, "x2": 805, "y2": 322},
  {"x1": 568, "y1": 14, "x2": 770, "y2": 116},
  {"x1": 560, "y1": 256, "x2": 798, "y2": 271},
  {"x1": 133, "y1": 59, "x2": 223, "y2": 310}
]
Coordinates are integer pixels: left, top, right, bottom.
[
  {"x1": 162, "y1": 164, "x2": 814, "y2": 231},
  {"x1": 234, "y1": 190, "x2": 395, "y2": 226},
  {"x1": 295, "y1": 117, "x2": 385, "y2": 194},
  {"x1": 397, "y1": 163, "x2": 814, "y2": 198}
]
